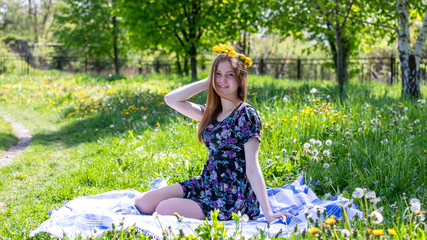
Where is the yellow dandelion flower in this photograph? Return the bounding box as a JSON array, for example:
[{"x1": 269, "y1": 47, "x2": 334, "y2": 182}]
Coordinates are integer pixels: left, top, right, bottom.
[
  {"x1": 373, "y1": 229, "x2": 384, "y2": 236},
  {"x1": 228, "y1": 50, "x2": 237, "y2": 57},
  {"x1": 387, "y1": 229, "x2": 397, "y2": 236},
  {"x1": 415, "y1": 210, "x2": 425, "y2": 215},
  {"x1": 325, "y1": 218, "x2": 336, "y2": 225},
  {"x1": 128, "y1": 226, "x2": 135, "y2": 231},
  {"x1": 156, "y1": 122, "x2": 160, "y2": 126},
  {"x1": 309, "y1": 227, "x2": 318, "y2": 234}
]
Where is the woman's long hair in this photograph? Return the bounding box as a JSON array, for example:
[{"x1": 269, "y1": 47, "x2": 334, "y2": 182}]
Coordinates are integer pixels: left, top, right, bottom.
[{"x1": 197, "y1": 53, "x2": 248, "y2": 142}]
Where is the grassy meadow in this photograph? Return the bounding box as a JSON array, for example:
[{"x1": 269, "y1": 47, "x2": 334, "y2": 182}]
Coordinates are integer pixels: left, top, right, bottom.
[{"x1": 0, "y1": 72, "x2": 425, "y2": 239}]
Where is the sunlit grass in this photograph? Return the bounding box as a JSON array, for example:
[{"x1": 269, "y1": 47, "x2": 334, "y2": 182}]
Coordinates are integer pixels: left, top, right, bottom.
[
  {"x1": 0, "y1": 72, "x2": 425, "y2": 239},
  {"x1": 0, "y1": 117, "x2": 18, "y2": 151}
]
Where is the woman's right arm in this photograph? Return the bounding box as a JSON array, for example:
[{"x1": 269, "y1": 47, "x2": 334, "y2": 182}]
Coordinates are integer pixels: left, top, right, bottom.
[{"x1": 164, "y1": 77, "x2": 209, "y2": 121}]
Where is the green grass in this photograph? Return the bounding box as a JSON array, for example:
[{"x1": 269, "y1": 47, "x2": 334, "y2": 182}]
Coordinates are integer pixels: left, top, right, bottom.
[
  {"x1": 0, "y1": 72, "x2": 425, "y2": 239},
  {"x1": 0, "y1": 117, "x2": 18, "y2": 151}
]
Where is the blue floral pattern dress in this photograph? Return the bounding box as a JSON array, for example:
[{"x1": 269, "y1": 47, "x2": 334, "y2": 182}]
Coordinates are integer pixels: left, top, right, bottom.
[{"x1": 179, "y1": 102, "x2": 262, "y2": 220}]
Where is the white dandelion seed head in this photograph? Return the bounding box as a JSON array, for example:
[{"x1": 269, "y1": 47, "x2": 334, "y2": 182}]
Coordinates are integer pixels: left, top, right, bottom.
[
  {"x1": 314, "y1": 205, "x2": 325, "y2": 213},
  {"x1": 352, "y1": 188, "x2": 364, "y2": 199},
  {"x1": 142, "y1": 115, "x2": 147, "y2": 120},
  {"x1": 345, "y1": 131, "x2": 351, "y2": 135},
  {"x1": 323, "y1": 163, "x2": 330, "y2": 170},
  {"x1": 241, "y1": 214, "x2": 249, "y2": 223},
  {"x1": 376, "y1": 207, "x2": 384, "y2": 213},
  {"x1": 370, "y1": 211, "x2": 384, "y2": 224},
  {"x1": 403, "y1": 107, "x2": 408, "y2": 112},
  {"x1": 417, "y1": 99, "x2": 426, "y2": 104},
  {"x1": 152, "y1": 212, "x2": 159, "y2": 219},
  {"x1": 135, "y1": 146, "x2": 144, "y2": 152},
  {"x1": 281, "y1": 148, "x2": 287, "y2": 153},
  {"x1": 109, "y1": 124, "x2": 115, "y2": 128},
  {"x1": 341, "y1": 229, "x2": 351, "y2": 237},
  {"x1": 309, "y1": 139, "x2": 316, "y2": 145},
  {"x1": 371, "y1": 118, "x2": 379, "y2": 125},
  {"x1": 372, "y1": 128, "x2": 377, "y2": 133},
  {"x1": 282, "y1": 95, "x2": 289, "y2": 102},
  {"x1": 370, "y1": 197, "x2": 381, "y2": 204},
  {"x1": 315, "y1": 140, "x2": 322, "y2": 147},
  {"x1": 366, "y1": 191, "x2": 377, "y2": 199},
  {"x1": 306, "y1": 203, "x2": 314, "y2": 210},
  {"x1": 418, "y1": 213, "x2": 425, "y2": 221},
  {"x1": 305, "y1": 149, "x2": 312, "y2": 155},
  {"x1": 311, "y1": 156, "x2": 318, "y2": 162},
  {"x1": 358, "y1": 127, "x2": 364, "y2": 132},
  {"x1": 414, "y1": 119, "x2": 420, "y2": 124},
  {"x1": 310, "y1": 88, "x2": 318, "y2": 93},
  {"x1": 323, "y1": 150, "x2": 330, "y2": 157},
  {"x1": 304, "y1": 143, "x2": 311, "y2": 149},
  {"x1": 312, "y1": 149, "x2": 319, "y2": 156},
  {"x1": 325, "y1": 139, "x2": 332, "y2": 146},
  {"x1": 410, "y1": 198, "x2": 421, "y2": 206},
  {"x1": 293, "y1": 139, "x2": 298, "y2": 144},
  {"x1": 410, "y1": 203, "x2": 421, "y2": 213}
]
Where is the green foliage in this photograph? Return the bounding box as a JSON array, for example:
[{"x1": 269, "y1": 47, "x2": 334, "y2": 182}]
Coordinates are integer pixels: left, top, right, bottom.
[
  {"x1": 0, "y1": 117, "x2": 18, "y2": 150},
  {"x1": 0, "y1": 72, "x2": 425, "y2": 239}
]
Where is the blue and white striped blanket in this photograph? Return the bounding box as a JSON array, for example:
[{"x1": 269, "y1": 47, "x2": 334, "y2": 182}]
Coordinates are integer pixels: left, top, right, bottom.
[{"x1": 30, "y1": 176, "x2": 362, "y2": 239}]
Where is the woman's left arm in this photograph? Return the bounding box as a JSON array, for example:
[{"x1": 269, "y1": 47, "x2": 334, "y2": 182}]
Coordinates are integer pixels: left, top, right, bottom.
[{"x1": 244, "y1": 138, "x2": 293, "y2": 223}]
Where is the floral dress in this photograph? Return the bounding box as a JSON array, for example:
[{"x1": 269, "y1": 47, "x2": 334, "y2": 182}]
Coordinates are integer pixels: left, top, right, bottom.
[{"x1": 179, "y1": 102, "x2": 262, "y2": 220}]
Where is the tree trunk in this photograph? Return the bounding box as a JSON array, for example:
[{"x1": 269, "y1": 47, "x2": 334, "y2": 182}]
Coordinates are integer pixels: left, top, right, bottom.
[
  {"x1": 112, "y1": 16, "x2": 120, "y2": 75},
  {"x1": 397, "y1": 0, "x2": 422, "y2": 98},
  {"x1": 189, "y1": 43, "x2": 197, "y2": 80},
  {"x1": 176, "y1": 53, "x2": 182, "y2": 75}
]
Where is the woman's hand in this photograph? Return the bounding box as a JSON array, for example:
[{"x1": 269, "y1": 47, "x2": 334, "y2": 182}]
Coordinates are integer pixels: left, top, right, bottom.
[{"x1": 264, "y1": 211, "x2": 294, "y2": 223}]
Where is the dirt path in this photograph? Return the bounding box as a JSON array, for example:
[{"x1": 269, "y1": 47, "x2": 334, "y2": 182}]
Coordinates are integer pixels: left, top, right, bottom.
[{"x1": 0, "y1": 116, "x2": 32, "y2": 167}]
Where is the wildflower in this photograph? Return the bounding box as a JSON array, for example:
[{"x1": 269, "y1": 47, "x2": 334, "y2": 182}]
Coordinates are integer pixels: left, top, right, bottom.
[
  {"x1": 323, "y1": 163, "x2": 330, "y2": 170},
  {"x1": 372, "y1": 127, "x2": 377, "y2": 133},
  {"x1": 135, "y1": 146, "x2": 144, "y2": 152},
  {"x1": 323, "y1": 150, "x2": 330, "y2": 157},
  {"x1": 372, "y1": 229, "x2": 384, "y2": 236},
  {"x1": 310, "y1": 88, "x2": 318, "y2": 93},
  {"x1": 293, "y1": 139, "x2": 298, "y2": 143},
  {"x1": 358, "y1": 127, "x2": 364, "y2": 132},
  {"x1": 403, "y1": 107, "x2": 408, "y2": 112},
  {"x1": 380, "y1": 139, "x2": 388, "y2": 144},
  {"x1": 325, "y1": 139, "x2": 332, "y2": 146},
  {"x1": 312, "y1": 149, "x2": 319, "y2": 156},
  {"x1": 281, "y1": 149, "x2": 287, "y2": 153},
  {"x1": 304, "y1": 143, "x2": 311, "y2": 149},
  {"x1": 311, "y1": 156, "x2": 318, "y2": 162},
  {"x1": 418, "y1": 213, "x2": 425, "y2": 221},
  {"x1": 417, "y1": 99, "x2": 426, "y2": 104},
  {"x1": 410, "y1": 198, "x2": 421, "y2": 205},
  {"x1": 366, "y1": 191, "x2": 377, "y2": 199},
  {"x1": 370, "y1": 211, "x2": 384, "y2": 224},
  {"x1": 414, "y1": 119, "x2": 420, "y2": 124},
  {"x1": 241, "y1": 214, "x2": 249, "y2": 223},
  {"x1": 388, "y1": 229, "x2": 397, "y2": 236},
  {"x1": 128, "y1": 226, "x2": 135, "y2": 231},
  {"x1": 292, "y1": 150, "x2": 298, "y2": 156},
  {"x1": 314, "y1": 206, "x2": 325, "y2": 213},
  {"x1": 325, "y1": 217, "x2": 336, "y2": 225},
  {"x1": 371, "y1": 197, "x2": 381, "y2": 204},
  {"x1": 309, "y1": 139, "x2": 316, "y2": 144},
  {"x1": 315, "y1": 140, "x2": 322, "y2": 147},
  {"x1": 371, "y1": 118, "x2": 379, "y2": 125},
  {"x1": 282, "y1": 96, "x2": 289, "y2": 102},
  {"x1": 342, "y1": 229, "x2": 350, "y2": 237},
  {"x1": 410, "y1": 202, "x2": 421, "y2": 213},
  {"x1": 309, "y1": 227, "x2": 319, "y2": 234},
  {"x1": 142, "y1": 115, "x2": 147, "y2": 120},
  {"x1": 305, "y1": 149, "x2": 312, "y2": 155},
  {"x1": 352, "y1": 188, "x2": 364, "y2": 199},
  {"x1": 109, "y1": 124, "x2": 114, "y2": 128},
  {"x1": 153, "y1": 212, "x2": 159, "y2": 219},
  {"x1": 306, "y1": 203, "x2": 314, "y2": 210}
]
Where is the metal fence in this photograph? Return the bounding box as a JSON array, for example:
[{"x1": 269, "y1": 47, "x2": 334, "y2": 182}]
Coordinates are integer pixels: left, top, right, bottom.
[{"x1": 1, "y1": 54, "x2": 426, "y2": 84}]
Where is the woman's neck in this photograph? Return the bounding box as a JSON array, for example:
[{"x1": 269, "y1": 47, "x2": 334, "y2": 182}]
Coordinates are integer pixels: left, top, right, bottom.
[{"x1": 220, "y1": 97, "x2": 242, "y2": 112}]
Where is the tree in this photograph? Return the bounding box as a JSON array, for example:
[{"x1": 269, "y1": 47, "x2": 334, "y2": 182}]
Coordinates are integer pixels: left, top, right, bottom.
[
  {"x1": 120, "y1": 0, "x2": 262, "y2": 80},
  {"x1": 267, "y1": 0, "x2": 371, "y2": 99},
  {"x1": 356, "y1": 0, "x2": 426, "y2": 98},
  {"x1": 54, "y1": 0, "x2": 127, "y2": 74}
]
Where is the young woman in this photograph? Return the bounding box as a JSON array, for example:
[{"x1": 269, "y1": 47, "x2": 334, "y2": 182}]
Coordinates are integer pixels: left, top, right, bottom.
[{"x1": 134, "y1": 44, "x2": 292, "y2": 223}]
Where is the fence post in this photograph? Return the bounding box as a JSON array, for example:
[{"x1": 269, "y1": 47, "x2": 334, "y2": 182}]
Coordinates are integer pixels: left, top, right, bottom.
[
  {"x1": 85, "y1": 58, "x2": 88, "y2": 73},
  {"x1": 390, "y1": 54, "x2": 395, "y2": 85},
  {"x1": 259, "y1": 58, "x2": 264, "y2": 74},
  {"x1": 297, "y1": 58, "x2": 301, "y2": 80},
  {"x1": 26, "y1": 55, "x2": 30, "y2": 75},
  {"x1": 155, "y1": 60, "x2": 160, "y2": 73}
]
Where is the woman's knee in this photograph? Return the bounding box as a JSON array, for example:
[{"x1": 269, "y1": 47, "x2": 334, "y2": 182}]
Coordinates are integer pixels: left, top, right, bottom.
[
  {"x1": 134, "y1": 192, "x2": 156, "y2": 214},
  {"x1": 155, "y1": 198, "x2": 176, "y2": 215}
]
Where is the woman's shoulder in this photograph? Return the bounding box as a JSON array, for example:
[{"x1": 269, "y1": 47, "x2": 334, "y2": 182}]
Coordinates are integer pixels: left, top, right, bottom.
[{"x1": 236, "y1": 102, "x2": 261, "y2": 122}]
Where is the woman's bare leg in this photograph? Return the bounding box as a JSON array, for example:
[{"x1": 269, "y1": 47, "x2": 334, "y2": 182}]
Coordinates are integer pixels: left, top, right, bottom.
[
  {"x1": 156, "y1": 198, "x2": 206, "y2": 220},
  {"x1": 134, "y1": 183, "x2": 183, "y2": 214}
]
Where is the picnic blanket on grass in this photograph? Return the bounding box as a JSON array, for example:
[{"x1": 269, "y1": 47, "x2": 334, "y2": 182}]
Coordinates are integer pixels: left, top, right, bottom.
[{"x1": 30, "y1": 175, "x2": 362, "y2": 239}]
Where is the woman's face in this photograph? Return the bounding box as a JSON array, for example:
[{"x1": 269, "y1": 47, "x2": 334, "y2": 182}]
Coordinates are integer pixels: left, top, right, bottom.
[{"x1": 213, "y1": 60, "x2": 239, "y2": 101}]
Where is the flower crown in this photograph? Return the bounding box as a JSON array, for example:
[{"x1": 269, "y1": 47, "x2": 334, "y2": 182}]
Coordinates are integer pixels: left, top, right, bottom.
[{"x1": 212, "y1": 43, "x2": 253, "y2": 68}]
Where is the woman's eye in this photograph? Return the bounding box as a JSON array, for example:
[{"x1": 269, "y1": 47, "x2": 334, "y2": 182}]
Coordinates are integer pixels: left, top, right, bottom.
[{"x1": 227, "y1": 74, "x2": 233, "y2": 78}]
